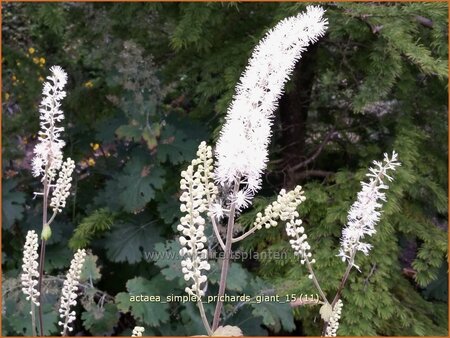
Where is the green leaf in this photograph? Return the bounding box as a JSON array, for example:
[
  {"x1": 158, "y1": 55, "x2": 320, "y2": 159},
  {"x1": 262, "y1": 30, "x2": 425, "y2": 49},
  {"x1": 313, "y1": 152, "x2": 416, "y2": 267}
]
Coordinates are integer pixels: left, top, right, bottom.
[
  {"x1": 116, "y1": 124, "x2": 142, "y2": 142},
  {"x1": 80, "y1": 253, "x2": 102, "y2": 283},
  {"x1": 208, "y1": 262, "x2": 250, "y2": 292},
  {"x1": 115, "y1": 277, "x2": 170, "y2": 327},
  {"x1": 117, "y1": 158, "x2": 166, "y2": 213},
  {"x1": 105, "y1": 219, "x2": 163, "y2": 264},
  {"x1": 95, "y1": 116, "x2": 126, "y2": 143},
  {"x1": 81, "y1": 303, "x2": 118, "y2": 336},
  {"x1": 157, "y1": 195, "x2": 182, "y2": 225},
  {"x1": 2, "y1": 179, "x2": 26, "y2": 230},
  {"x1": 93, "y1": 179, "x2": 123, "y2": 211},
  {"x1": 152, "y1": 240, "x2": 184, "y2": 281},
  {"x1": 251, "y1": 300, "x2": 295, "y2": 333},
  {"x1": 6, "y1": 300, "x2": 58, "y2": 336},
  {"x1": 226, "y1": 263, "x2": 250, "y2": 292},
  {"x1": 156, "y1": 125, "x2": 198, "y2": 164},
  {"x1": 44, "y1": 244, "x2": 73, "y2": 271},
  {"x1": 244, "y1": 277, "x2": 295, "y2": 333}
]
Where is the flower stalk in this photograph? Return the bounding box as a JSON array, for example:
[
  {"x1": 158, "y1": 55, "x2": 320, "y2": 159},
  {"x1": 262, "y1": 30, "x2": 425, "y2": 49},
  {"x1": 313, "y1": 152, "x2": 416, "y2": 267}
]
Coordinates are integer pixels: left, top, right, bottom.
[
  {"x1": 211, "y1": 180, "x2": 240, "y2": 332},
  {"x1": 177, "y1": 6, "x2": 328, "y2": 335},
  {"x1": 24, "y1": 65, "x2": 75, "y2": 336},
  {"x1": 321, "y1": 152, "x2": 400, "y2": 335}
]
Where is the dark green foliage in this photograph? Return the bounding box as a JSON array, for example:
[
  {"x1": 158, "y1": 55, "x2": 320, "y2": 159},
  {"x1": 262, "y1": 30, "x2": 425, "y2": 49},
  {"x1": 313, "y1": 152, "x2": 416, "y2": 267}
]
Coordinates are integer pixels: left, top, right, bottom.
[
  {"x1": 2, "y1": 179, "x2": 26, "y2": 230},
  {"x1": 115, "y1": 277, "x2": 171, "y2": 327},
  {"x1": 69, "y1": 208, "x2": 115, "y2": 249},
  {"x1": 2, "y1": 1, "x2": 447, "y2": 336},
  {"x1": 104, "y1": 219, "x2": 163, "y2": 264},
  {"x1": 81, "y1": 303, "x2": 119, "y2": 336}
]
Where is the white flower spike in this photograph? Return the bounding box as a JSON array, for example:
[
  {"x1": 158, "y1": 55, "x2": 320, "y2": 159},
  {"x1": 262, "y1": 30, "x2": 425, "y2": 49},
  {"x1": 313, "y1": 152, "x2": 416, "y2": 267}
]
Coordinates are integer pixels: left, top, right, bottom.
[
  {"x1": 32, "y1": 66, "x2": 68, "y2": 181},
  {"x1": 215, "y1": 6, "x2": 328, "y2": 208},
  {"x1": 339, "y1": 151, "x2": 401, "y2": 263}
]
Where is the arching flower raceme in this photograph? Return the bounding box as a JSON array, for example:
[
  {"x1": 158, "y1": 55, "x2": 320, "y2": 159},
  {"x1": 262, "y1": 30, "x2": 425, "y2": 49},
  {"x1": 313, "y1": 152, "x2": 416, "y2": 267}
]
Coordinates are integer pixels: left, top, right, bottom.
[
  {"x1": 32, "y1": 66, "x2": 68, "y2": 181},
  {"x1": 21, "y1": 230, "x2": 40, "y2": 307},
  {"x1": 58, "y1": 249, "x2": 86, "y2": 335},
  {"x1": 215, "y1": 6, "x2": 328, "y2": 208},
  {"x1": 338, "y1": 151, "x2": 401, "y2": 263}
]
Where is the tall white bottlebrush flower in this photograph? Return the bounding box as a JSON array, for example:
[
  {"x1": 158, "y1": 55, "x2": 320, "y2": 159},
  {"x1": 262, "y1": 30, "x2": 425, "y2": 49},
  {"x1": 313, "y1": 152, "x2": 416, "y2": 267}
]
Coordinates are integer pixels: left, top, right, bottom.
[
  {"x1": 58, "y1": 249, "x2": 86, "y2": 335},
  {"x1": 215, "y1": 6, "x2": 328, "y2": 208},
  {"x1": 32, "y1": 65, "x2": 68, "y2": 181},
  {"x1": 50, "y1": 158, "x2": 75, "y2": 213},
  {"x1": 21, "y1": 230, "x2": 40, "y2": 307},
  {"x1": 338, "y1": 151, "x2": 401, "y2": 263},
  {"x1": 178, "y1": 142, "x2": 216, "y2": 298},
  {"x1": 325, "y1": 300, "x2": 343, "y2": 337}
]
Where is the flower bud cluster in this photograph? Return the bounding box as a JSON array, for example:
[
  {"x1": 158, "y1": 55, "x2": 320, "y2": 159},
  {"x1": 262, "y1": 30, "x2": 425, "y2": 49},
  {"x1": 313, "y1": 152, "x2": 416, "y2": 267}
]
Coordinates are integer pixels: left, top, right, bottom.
[
  {"x1": 196, "y1": 141, "x2": 218, "y2": 207},
  {"x1": 50, "y1": 157, "x2": 75, "y2": 213},
  {"x1": 253, "y1": 186, "x2": 306, "y2": 230},
  {"x1": 58, "y1": 249, "x2": 86, "y2": 335},
  {"x1": 325, "y1": 300, "x2": 343, "y2": 337},
  {"x1": 286, "y1": 218, "x2": 314, "y2": 266},
  {"x1": 132, "y1": 326, "x2": 145, "y2": 337},
  {"x1": 178, "y1": 142, "x2": 215, "y2": 298},
  {"x1": 21, "y1": 230, "x2": 40, "y2": 307}
]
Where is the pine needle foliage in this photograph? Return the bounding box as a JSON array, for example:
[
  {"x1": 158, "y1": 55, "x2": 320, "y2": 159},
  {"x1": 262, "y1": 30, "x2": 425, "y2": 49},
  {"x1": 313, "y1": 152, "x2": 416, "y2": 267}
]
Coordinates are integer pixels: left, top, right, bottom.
[{"x1": 69, "y1": 208, "x2": 115, "y2": 250}]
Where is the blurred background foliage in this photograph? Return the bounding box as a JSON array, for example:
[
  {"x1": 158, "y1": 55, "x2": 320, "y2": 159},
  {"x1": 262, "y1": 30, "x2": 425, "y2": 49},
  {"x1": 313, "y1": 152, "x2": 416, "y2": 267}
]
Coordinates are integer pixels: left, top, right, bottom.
[{"x1": 2, "y1": 2, "x2": 448, "y2": 336}]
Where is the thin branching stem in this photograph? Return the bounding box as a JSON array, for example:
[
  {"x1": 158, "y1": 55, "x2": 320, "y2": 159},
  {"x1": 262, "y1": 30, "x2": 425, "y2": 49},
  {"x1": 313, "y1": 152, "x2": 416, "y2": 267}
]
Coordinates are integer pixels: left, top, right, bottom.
[
  {"x1": 331, "y1": 249, "x2": 356, "y2": 307},
  {"x1": 47, "y1": 211, "x2": 57, "y2": 227},
  {"x1": 321, "y1": 249, "x2": 356, "y2": 336},
  {"x1": 31, "y1": 302, "x2": 37, "y2": 336},
  {"x1": 211, "y1": 216, "x2": 226, "y2": 251},
  {"x1": 198, "y1": 300, "x2": 213, "y2": 336},
  {"x1": 231, "y1": 225, "x2": 258, "y2": 243},
  {"x1": 211, "y1": 179, "x2": 240, "y2": 332},
  {"x1": 37, "y1": 175, "x2": 50, "y2": 336},
  {"x1": 305, "y1": 256, "x2": 328, "y2": 304}
]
